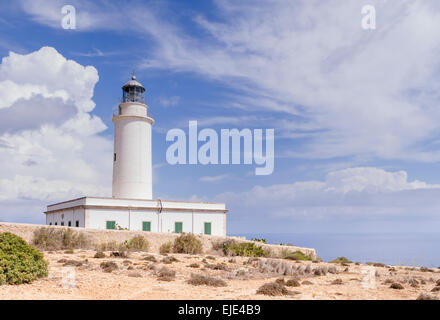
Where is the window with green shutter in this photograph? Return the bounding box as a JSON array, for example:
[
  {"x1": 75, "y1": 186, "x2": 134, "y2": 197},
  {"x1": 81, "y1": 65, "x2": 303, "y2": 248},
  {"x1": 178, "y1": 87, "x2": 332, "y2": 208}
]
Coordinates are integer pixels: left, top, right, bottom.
[
  {"x1": 142, "y1": 221, "x2": 151, "y2": 232},
  {"x1": 204, "y1": 222, "x2": 211, "y2": 235},
  {"x1": 106, "y1": 221, "x2": 116, "y2": 230},
  {"x1": 175, "y1": 222, "x2": 183, "y2": 233}
]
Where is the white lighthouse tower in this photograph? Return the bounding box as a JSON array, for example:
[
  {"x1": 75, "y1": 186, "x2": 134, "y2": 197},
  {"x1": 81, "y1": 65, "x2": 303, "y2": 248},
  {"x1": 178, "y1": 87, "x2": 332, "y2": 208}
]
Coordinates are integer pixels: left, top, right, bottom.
[
  {"x1": 112, "y1": 75, "x2": 154, "y2": 200},
  {"x1": 45, "y1": 75, "x2": 227, "y2": 236}
]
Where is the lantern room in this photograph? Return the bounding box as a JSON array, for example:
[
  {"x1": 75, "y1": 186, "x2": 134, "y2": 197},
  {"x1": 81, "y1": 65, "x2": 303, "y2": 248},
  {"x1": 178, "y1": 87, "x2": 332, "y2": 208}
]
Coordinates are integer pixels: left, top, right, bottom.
[{"x1": 122, "y1": 75, "x2": 145, "y2": 104}]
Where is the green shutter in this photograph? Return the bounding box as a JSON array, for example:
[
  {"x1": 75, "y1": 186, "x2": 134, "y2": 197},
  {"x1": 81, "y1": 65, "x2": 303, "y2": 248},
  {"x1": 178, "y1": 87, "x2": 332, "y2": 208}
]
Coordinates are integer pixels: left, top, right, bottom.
[
  {"x1": 175, "y1": 222, "x2": 183, "y2": 233},
  {"x1": 204, "y1": 222, "x2": 211, "y2": 235},
  {"x1": 106, "y1": 221, "x2": 116, "y2": 230},
  {"x1": 142, "y1": 221, "x2": 151, "y2": 231}
]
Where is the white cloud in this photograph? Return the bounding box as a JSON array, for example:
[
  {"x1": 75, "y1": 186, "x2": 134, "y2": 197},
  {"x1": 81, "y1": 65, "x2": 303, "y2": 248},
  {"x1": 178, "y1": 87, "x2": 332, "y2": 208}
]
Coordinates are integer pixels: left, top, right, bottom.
[
  {"x1": 18, "y1": 1, "x2": 440, "y2": 163},
  {"x1": 0, "y1": 47, "x2": 112, "y2": 222},
  {"x1": 159, "y1": 96, "x2": 180, "y2": 107},
  {"x1": 141, "y1": 0, "x2": 440, "y2": 162},
  {"x1": 215, "y1": 167, "x2": 440, "y2": 222},
  {"x1": 199, "y1": 174, "x2": 232, "y2": 183}
]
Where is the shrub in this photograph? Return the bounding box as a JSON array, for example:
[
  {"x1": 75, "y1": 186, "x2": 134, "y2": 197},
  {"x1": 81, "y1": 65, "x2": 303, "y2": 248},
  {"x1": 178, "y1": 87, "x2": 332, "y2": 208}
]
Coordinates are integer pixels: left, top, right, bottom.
[
  {"x1": 126, "y1": 235, "x2": 149, "y2": 252},
  {"x1": 110, "y1": 243, "x2": 129, "y2": 258},
  {"x1": 32, "y1": 227, "x2": 89, "y2": 250},
  {"x1": 95, "y1": 241, "x2": 119, "y2": 252},
  {"x1": 62, "y1": 260, "x2": 84, "y2": 267},
  {"x1": 366, "y1": 262, "x2": 387, "y2": 267},
  {"x1": 282, "y1": 250, "x2": 314, "y2": 261},
  {"x1": 143, "y1": 255, "x2": 157, "y2": 262},
  {"x1": 162, "y1": 256, "x2": 179, "y2": 264},
  {"x1": 390, "y1": 283, "x2": 404, "y2": 290},
  {"x1": 256, "y1": 282, "x2": 289, "y2": 296},
  {"x1": 0, "y1": 232, "x2": 48, "y2": 285},
  {"x1": 188, "y1": 263, "x2": 200, "y2": 268},
  {"x1": 251, "y1": 238, "x2": 267, "y2": 243},
  {"x1": 157, "y1": 267, "x2": 176, "y2": 281},
  {"x1": 417, "y1": 293, "x2": 438, "y2": 300},
  {"x1": 329, "y1": 257, "x2": 353, "y2": 264},
  {"x1": 62, "y1": 229, "x2": 88, "y2": 249},
  {"x1": 187, "y1": 274, "x2": 227, "y2": 287},
  {"x1": 222, "y1": 240, "x2": 268, "y2": 257},
  {"x1": 285, "y1": 279, "x2": 301, "y2": 287},
  {"x1": 100, "y1": 261, "x2": 118, "y2": 273},
  {"x1": 160, "y1": 241, "x2": 172, "y2": 254},
  {"x1": 206, "y1": 263, "x2": 228, "y2": 271},
  {"x1": 173, "y1": 233, "x2": 203, "y2": 255},
  {"x1": 94, "y1": 251, "x2": 106, "y2": 259},
  {"x1": 212, "y1": 240, "x2": 226, "y2": 251}
]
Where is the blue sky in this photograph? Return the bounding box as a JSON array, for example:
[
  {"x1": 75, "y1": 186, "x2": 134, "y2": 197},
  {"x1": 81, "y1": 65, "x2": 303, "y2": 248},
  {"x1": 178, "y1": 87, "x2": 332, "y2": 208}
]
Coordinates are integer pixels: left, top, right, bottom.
[{"x1": 1, "y1": 0, "x2": 440, "y2": 236}]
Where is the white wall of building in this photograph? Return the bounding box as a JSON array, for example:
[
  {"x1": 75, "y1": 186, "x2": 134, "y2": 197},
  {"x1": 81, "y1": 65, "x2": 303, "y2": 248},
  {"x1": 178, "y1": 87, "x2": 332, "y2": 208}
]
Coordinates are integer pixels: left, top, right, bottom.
[
  {"x1": 46, "y1": 208, "x2": 85, "y2": 227},
  {"x1": 46, "y1": 197, "x2": 227, "y2": 236}
]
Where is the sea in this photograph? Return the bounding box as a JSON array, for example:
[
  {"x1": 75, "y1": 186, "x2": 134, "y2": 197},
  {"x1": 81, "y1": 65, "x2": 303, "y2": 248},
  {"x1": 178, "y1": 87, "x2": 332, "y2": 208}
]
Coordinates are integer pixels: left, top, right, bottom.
[{"x1": 232, "y1": 232, "x2": 440, "y2": 268}]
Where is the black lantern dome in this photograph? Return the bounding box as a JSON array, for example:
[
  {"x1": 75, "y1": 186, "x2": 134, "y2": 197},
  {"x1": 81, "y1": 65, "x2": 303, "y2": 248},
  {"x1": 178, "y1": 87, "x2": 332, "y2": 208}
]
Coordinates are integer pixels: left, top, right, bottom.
[{"x1": 122, "y1": 75, "x2": 145, "y2": 104}]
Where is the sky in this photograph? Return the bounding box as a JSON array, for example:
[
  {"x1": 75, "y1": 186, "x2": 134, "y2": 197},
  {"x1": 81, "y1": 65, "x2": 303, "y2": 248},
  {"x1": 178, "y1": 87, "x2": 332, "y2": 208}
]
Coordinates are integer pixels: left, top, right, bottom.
[{"x1": 1, "y1": 0, "x2": 440, "y2": 236}]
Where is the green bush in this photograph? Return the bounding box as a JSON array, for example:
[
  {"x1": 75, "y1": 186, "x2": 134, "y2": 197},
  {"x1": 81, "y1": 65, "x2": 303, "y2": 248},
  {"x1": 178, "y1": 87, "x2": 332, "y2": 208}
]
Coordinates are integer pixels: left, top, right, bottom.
[
  {"x1": 281, "y1": 250, "x2": 313, "y2": 261},
  {"x1": 172, "y1": 233, "x2": 203, "y2": 255},
  {"x1": 251, "y1": 238, "x2": 267, "y2": 244},
  {"x1": 126, "y1": 235, "x2": 149, "y2": 251},
  {"x1": 32, "y1": 227, "x2": 89, "y2": 250},
  {"x1": 222, "y1": 240, "x2": 268, "y2": 257},
  {"x1": 329, "y1": 256, "x2": 353, "y2": 264},
  {"x1": 0, "y1": 232, "x2": 48, "y2": 285}
]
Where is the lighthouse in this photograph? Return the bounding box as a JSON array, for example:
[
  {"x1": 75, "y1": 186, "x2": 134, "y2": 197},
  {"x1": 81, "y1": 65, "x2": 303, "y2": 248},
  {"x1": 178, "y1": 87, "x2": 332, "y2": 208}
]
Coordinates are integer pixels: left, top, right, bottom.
[
  {"x1": 44, "y1": 75, "x2": 227, "y2": 236},
  {"x1": 112, "y1": 75, "x2": 154, "y2": 200}
]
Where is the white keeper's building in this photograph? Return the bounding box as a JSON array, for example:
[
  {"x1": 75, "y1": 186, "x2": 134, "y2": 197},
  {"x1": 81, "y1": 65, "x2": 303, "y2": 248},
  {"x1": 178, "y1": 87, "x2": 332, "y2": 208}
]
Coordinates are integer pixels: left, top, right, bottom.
[{"x1": 45, "y1": 76, "x2": 227, "y2": 236}]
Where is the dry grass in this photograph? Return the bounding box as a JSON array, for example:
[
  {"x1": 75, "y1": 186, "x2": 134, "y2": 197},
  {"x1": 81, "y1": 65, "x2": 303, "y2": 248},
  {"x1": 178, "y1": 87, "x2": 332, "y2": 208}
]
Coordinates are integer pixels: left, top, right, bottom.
[
  {"x1": 162, "y1": 256, "x2": 179, "y2": 264},
  {"x1": 157, "y1": 267, "x2": 176, "y2": 281},
  {"x1": 100, "y1": 261, "x2": 118, "y2": 273},
  {"x1": 285, "y1": 279, "x2": 301, "y2": 287},
  {"x1": 143, "y1": 255, "x2": 157, "y2": 262},
  {"x1": 256, "y1": 282, "x2": 289, "y2": 296},
  {"x1": 390, "y1": 283, "x2": 404, "y2": 290},
  {"x1": 188, "y1": 263, "x2": 200, "y2": 268},
  {"x1": 417, "y1": 293, "x2": 439, "y2": 300},
  {"x1": 160, "y1": 241, "x2": 172, "y2": 254},
  {"x1": 187, "y1": 274, "x2": 227, "y2": 287},
  {"x1": 32, "y1": 227, "x2": 89, "y2": 250},
  {"x1": 93, "y1": 251, "x2": 106, "y2": 259}
]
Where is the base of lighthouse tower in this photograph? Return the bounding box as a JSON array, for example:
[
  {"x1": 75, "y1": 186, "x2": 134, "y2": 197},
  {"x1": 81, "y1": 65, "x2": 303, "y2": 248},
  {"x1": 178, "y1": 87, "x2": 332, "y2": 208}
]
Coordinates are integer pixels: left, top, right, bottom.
[{"x1": 44, "y1": 75, "x2": 227, "y2": 237}]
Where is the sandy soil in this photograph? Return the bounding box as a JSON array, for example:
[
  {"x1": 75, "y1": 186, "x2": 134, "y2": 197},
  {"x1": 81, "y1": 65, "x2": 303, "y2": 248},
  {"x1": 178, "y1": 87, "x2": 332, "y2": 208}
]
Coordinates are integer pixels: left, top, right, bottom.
[{"x1": 1, "y1": 250, "x2": 439, "y2": 300}]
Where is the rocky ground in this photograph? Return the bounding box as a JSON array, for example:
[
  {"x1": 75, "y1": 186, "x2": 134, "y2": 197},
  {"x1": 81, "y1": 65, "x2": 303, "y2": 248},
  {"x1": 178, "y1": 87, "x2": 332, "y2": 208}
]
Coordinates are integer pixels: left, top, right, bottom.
[{"x1": 1, "y1": 250, "x2": 439, "y2": 300}]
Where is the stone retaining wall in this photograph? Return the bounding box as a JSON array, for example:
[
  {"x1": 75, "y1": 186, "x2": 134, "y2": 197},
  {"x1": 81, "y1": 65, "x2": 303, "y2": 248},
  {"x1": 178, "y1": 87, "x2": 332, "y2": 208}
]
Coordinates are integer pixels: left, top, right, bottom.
[{"x1": 0, "y1": 222, "x2": 317, "y2": 259}]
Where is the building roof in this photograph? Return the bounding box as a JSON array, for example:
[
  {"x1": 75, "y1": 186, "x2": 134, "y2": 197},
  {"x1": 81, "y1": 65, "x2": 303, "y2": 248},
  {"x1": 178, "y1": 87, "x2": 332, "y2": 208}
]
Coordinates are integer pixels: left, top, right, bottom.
[{"x1": 122, "y1": 75, "x2": 145, "y2": 89}]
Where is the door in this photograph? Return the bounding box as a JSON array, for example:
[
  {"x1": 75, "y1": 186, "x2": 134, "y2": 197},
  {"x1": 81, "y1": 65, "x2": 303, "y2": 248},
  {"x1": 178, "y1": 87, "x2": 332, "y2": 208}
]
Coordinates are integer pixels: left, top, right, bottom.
[
  {"x1": 142, "y1": 221, "x2": 151, "y2": 232},
  {"x1": 204, "y1": 222, "x2": 211, "y2": 235},
  {"x1": 175, "y1": 222, "x2": 183, "y2": 233},
  {"x1": 106, "y1": 221, "x2": 116, "y2": 230}
]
